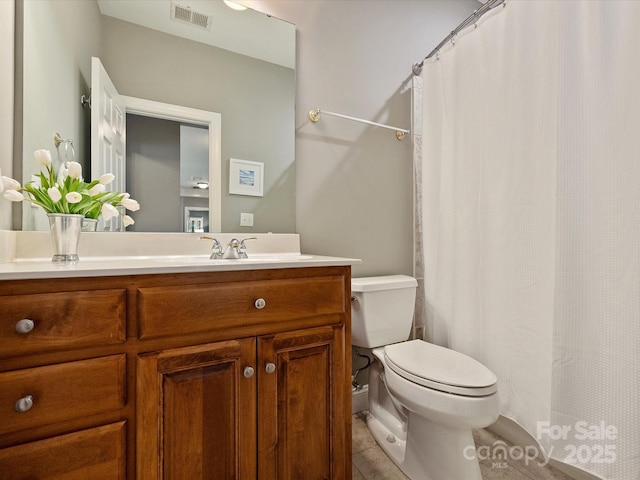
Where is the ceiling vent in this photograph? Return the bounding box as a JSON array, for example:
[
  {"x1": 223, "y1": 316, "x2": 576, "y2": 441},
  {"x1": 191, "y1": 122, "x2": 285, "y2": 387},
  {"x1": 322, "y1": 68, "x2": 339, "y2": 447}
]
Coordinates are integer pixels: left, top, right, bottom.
[{"x1": 170, "y1": 2, "x2": 212, "y2": 31}]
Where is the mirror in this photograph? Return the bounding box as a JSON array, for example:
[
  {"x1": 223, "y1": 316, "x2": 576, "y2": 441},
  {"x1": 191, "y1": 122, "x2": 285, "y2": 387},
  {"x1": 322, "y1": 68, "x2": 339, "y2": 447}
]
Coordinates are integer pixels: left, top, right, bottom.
[{"x1": 17, "y1": 0, "x2": 295, "y2": 233}]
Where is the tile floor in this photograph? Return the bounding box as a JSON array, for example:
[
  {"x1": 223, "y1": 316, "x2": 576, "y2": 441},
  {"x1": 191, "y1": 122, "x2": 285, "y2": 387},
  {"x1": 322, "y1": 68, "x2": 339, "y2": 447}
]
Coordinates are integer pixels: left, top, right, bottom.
[{"x1": 352, "y1": 413, "x2": 574, "y2": 480}]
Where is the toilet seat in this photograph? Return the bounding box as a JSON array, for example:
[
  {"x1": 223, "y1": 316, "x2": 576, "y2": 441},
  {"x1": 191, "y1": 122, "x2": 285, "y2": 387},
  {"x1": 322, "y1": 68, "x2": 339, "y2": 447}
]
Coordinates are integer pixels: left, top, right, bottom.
[{"x1": 384, "y1": 340, "x2": 497, "y2": 397}]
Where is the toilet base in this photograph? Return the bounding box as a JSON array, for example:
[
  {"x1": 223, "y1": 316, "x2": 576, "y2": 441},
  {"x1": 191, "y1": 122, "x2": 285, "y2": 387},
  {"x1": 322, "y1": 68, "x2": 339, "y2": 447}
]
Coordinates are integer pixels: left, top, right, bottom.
[{"x1": 367, "y1": 411, "x2": 483, "y2": 480}]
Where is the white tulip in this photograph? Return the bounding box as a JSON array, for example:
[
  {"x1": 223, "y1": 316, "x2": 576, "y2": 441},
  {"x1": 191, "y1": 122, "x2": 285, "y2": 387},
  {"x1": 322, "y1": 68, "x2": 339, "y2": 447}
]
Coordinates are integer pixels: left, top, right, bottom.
[
  {"x1": 65, "y1": 191, "x2": 82, "y2": 204},
  {"x1": 88, "y1": 183, "x2": 106, "y2": 196},
  {"x1": 4, "y1": 190, "x2": 24, "y2": 202},
  {"x1": 67, "y1": 161, "x2": 83, "y2": 179},
  {"x1": 101, "y1": 203, "x2": 119, "y2": 221},
  {"x1": 47, "y1": 187, "x2": 62, "y2": 203},
  {"x1": 120, "y1": 197, "x2": 140, "y2": 211},
  {"x1": 99, "y1": 173, "x2": 115, "y2": 185},
  {"x1": 122, "y1": 215, "x2": 135, "y2": 227},
  {"x1": 1, "y1": 176, "x2": 21, "y2": 191},
  {"x1": 34, "y1": 149, "x2": 52, "y2": 167}
]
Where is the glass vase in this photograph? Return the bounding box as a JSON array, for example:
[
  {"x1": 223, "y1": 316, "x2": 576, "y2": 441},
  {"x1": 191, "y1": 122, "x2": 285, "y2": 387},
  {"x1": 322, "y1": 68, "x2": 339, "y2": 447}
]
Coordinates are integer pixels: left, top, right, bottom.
[{"x1": 47, "y1": 213, "x2": 85, "y2": 263}]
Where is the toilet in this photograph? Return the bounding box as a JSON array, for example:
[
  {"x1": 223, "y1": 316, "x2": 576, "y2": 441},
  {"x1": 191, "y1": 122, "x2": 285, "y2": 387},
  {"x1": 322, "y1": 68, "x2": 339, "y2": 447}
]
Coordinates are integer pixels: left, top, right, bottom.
[{"x1": 351, "y1": 275, "x2": 500, "y2": 480}]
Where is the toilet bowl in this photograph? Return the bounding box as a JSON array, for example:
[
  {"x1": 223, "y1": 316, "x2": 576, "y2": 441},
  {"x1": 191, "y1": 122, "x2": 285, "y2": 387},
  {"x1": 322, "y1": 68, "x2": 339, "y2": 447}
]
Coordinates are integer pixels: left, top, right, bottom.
[{"x1": 351, "y1": 275, "x2": 500, "y2": 480}]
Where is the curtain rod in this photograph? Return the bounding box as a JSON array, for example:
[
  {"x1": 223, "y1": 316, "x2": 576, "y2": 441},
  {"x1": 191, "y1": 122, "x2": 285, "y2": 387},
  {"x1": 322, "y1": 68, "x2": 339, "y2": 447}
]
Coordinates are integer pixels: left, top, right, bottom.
[
  {"x1": 308, "y1": 108, "x2": 409, "y2": 141},
  {"x1": 412, "y1": 0, "x2": 505, "y2": 75}
]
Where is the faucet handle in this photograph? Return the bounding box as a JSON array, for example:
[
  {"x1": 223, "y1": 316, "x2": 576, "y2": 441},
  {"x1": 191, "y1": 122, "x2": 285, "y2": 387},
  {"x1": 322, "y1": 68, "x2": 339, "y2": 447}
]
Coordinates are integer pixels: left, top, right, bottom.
[
  {"x1": 239, "y1": 237, "x2": 257, "y2": 248},
  {"x1": 238, "y1": 237, "x2": 257, "y2": 259},
  {"x1": 201, "y1": 236, "x2": 223, "y2": 259}
]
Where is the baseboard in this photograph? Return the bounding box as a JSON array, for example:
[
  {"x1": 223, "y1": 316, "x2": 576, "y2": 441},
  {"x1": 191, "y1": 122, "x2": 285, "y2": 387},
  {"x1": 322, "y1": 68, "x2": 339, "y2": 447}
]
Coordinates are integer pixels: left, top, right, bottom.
[{"x1": 352, "y1": 385, "x2": 368, "y2": 415}]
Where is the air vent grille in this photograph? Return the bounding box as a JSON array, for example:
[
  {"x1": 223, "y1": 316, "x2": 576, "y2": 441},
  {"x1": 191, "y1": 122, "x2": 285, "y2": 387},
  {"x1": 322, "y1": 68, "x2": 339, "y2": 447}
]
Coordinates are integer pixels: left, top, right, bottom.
[
  {"x1": 190, "y1": 12, "x2": 210, "y2": 29},
  {"x1": 170, "y1": 2, "x2": 212, "y2": 31}
]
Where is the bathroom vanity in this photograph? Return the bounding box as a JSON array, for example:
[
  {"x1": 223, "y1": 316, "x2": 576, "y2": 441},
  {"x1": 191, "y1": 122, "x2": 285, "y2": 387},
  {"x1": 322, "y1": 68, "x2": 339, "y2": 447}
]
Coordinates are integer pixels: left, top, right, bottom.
[{"x1": 0, "y1": 233, "x2": 356, "y2": 479}]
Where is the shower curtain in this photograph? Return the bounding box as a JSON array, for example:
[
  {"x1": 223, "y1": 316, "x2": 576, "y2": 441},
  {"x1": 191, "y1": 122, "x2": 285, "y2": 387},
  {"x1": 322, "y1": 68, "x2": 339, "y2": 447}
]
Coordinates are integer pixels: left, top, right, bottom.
[{"x1": 418, "y1": 1, "x2": 640, "y2": 479}]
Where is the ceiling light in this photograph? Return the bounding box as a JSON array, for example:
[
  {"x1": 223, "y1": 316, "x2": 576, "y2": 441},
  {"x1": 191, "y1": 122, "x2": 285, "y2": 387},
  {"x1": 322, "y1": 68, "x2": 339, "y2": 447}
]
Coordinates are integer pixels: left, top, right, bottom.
[
  {"x1": 193, "y1": 181, "x2": 209, "y2": 189},
  {"x1": 223, "y1": 1, "x2": 247, "y2": 11}
]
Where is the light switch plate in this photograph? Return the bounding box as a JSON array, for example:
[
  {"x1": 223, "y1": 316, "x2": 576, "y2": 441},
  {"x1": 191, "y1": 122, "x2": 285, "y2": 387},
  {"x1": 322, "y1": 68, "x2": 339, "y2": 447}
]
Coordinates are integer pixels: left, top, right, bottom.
[{"x1": 240, "y1": 212, "x2": 254, "y2": 227}]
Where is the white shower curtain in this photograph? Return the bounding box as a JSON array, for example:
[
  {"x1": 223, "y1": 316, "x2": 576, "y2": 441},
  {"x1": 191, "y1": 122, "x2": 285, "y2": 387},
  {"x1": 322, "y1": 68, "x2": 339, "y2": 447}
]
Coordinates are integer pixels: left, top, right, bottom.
[{"x1": 420, "y1": 2, "x2": 640, "y2": 479}]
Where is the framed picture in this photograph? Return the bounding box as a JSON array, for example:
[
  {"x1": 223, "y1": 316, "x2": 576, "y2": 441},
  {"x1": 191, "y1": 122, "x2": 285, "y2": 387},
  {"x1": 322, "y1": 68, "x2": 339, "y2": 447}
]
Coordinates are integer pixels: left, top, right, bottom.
[{"x1": 229, "y1": 158, "x2": 264, "y2": 197}]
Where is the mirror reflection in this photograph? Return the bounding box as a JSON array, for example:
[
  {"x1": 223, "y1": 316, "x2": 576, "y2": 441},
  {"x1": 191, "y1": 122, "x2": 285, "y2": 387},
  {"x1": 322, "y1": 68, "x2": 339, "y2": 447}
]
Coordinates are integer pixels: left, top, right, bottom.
[{"x1": 19, "y1": 0, "x2": 296, "y2": 233}]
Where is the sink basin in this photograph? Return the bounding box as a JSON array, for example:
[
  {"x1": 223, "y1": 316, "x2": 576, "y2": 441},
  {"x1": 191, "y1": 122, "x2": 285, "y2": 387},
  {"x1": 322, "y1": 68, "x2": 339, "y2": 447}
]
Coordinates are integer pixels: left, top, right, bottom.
[
  {"x1": 152, "y1": 254, "x2": 313, "y2": 264},
  {"x1": 12, "y1": 254, "x2": 315, "y2": 266},
  {"x1": 242, "y1": 254, "x2": 314, "y2": 262},
  {"x1": 14, "y1": 255, "x2": 158, "y2": 263}
]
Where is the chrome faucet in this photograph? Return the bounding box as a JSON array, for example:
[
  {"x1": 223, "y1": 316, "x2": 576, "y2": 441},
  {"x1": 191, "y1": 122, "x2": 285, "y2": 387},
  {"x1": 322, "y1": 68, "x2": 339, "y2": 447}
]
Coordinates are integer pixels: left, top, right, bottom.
[
  {"x1": 222, "y1": 237, "x2": 257, "y2": 259},
  {"x1": 201, "y1": 236, "x2": 256, "y2": 259}
]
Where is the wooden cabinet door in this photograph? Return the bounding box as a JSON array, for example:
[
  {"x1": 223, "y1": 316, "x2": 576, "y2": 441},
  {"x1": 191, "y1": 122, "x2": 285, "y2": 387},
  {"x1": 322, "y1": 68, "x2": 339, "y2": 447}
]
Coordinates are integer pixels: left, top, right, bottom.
[
  {"x1": 257, "y1": 325, "x2": 350, "y2": 480},
  {"x1": 136, "y1": 339, "x2": 257, "y2": 480}
]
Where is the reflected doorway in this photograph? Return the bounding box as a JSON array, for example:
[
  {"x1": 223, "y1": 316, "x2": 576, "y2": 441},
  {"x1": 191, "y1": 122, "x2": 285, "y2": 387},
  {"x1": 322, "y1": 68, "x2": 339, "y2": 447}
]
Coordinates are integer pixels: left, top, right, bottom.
[{"x1": 126, "y1": 115, "x2": 209, "y2": 232}]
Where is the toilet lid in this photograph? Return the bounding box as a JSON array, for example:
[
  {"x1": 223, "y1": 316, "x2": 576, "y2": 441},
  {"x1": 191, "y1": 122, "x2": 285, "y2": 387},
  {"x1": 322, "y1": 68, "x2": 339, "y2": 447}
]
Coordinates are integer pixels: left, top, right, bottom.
[{"x1": 384, "y1": 340, "x2": 498, "y2": 397}]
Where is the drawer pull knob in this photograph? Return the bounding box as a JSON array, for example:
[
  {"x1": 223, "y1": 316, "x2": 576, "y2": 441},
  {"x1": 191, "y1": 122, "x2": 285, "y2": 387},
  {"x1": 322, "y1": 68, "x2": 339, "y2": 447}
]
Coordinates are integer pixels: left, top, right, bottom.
[
  {"x1": 14, "y1": 395, "x2": 34, "y2": 413},
  {"x1": 265, "y1": 362, "x2": 276, "y2": 374},
  {"x1": 15, "y1": 319, "x2": 35, "y2": 334},
  {"x1": 254, "y1": 298, "x2": 266, "y2": 309},
  {"x1": 243, "y1": 366, "x2": 255, "y2": 378}
]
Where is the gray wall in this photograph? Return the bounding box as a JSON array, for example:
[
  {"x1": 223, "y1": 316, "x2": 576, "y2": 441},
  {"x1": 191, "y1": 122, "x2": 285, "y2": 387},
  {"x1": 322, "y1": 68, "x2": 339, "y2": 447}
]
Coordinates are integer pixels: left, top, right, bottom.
[
  {"x1": 20, "y1": 0, "x2": 101, "y2": 230},
  {"x1": 245, "y1": 0, "x2": 478, "y2": 277},
  {"x1": 126, "y1": 115, "x2": 181, "y2": 232}
]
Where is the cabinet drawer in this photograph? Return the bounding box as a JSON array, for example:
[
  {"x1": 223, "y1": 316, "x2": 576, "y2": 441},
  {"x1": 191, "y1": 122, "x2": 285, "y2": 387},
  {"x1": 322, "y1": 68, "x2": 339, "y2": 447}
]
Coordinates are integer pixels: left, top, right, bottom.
[
  {"x1": 0, "y1": 421, "x2": 126, "y2": 480},
  {"x1": 0, "y1": 289, "x2": 126, "y2": 358},
  {"x1": 0, "y1": 355, "x2": 126, "y2": 435},
  {"x1": 138, "y1": 276, "x2": 346, "y2": 340}
]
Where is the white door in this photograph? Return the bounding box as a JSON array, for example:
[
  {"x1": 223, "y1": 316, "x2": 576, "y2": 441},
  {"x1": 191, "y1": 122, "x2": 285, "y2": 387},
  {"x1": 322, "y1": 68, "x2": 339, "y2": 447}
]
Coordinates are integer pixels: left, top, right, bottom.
[{"x1": 91, "y1": 57, "x2": 126, "y2": 231}]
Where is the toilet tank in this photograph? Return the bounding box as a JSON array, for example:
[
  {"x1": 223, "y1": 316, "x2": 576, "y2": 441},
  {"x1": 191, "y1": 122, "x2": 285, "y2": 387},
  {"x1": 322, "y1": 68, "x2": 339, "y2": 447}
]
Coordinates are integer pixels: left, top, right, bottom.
[{"x1": 351, "y1": 275, "x2": 418, "y2": 348}]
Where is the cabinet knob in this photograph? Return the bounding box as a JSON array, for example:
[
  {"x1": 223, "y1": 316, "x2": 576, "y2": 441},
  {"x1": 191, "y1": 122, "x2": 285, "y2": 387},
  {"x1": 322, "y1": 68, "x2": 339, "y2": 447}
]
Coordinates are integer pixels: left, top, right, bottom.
[
  {"x1": 254, "y1": 298, "x2": 266, "y2": 309},
  {"x1": 15, "y1": 319, "x2": 35, "y2": 334},
  {"x1": 265, "y1": 362, "x2": 276, "y2": 374},
  {"x1": 243, "y1": 366, "x2": 255, "y2": 378},
  {"x1": 14, "y1": 395, "x2": 34, "y2": 413}
]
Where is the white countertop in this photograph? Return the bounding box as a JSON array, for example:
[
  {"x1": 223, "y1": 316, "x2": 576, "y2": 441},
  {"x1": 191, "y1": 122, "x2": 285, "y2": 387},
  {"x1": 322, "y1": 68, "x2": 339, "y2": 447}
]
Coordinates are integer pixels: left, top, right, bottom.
[
  {"x1": 0, "y1": 254, "x2": 359, "y2": 280},
  {"x1": 0, "y1": 231, "x2": 360, "y2": 280}
]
